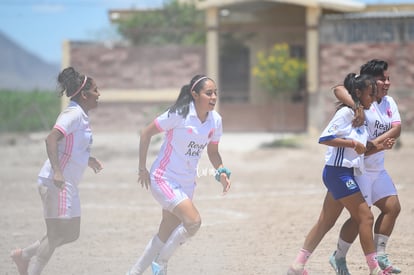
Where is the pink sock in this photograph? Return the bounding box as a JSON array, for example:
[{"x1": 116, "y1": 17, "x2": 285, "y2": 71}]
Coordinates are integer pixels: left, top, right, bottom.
[
  {"x1": 294, "y1": 248, "x2": 312, "y2": 266},
  {"x1": 365, "y1": 252, "x2": 379, "y2": 271}
]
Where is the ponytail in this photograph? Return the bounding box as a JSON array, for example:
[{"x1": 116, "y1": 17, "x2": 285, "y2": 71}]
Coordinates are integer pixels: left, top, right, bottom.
[
  {"x1": 168, "y1": 75, "x2": 209, "y2": 118},
  {"x1": 338, "y1": 73, "x2": 375, "y2": 111}
]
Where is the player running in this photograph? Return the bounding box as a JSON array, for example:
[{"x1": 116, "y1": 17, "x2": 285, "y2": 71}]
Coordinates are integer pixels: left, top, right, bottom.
[
  {"x1": 10, "y1": 67, "x2": 103, "y2": 275},
  {"x1": 125, "y1": 75, "x2": 231, "y2": 275}
]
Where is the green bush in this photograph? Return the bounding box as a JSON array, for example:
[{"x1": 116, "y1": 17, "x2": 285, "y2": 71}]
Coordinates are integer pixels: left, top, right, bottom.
[
  {"x1": 252, "y1": 43, "x2": 306, "y2": 96},
  {"x1": 0, "y1": 90, "x2": 60, "y2": 132}
]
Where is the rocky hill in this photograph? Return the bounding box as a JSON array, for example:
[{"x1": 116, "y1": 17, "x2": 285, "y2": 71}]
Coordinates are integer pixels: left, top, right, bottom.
[{"x1": 0, "y1": 31, "x2": 59, "y2": 91}]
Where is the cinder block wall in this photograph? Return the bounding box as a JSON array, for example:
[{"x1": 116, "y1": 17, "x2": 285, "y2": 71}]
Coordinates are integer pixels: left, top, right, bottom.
[{"x1": 318, "y1": 42, "x2": 414, "y2": 131}]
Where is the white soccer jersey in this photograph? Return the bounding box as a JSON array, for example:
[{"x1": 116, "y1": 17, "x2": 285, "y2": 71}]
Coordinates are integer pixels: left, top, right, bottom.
[
  {"x1": 364, "y1": 95, "x2": 401, "y2": 171},
  {"x1": 319, "y1": 107, "x2": 368, "y2": 171},
  {"x1": 151, "y1": 101, "x2": 222, "y2": 186},
  {"x1": 38, "y1": 101, "x2": 93, "y2": 185}
]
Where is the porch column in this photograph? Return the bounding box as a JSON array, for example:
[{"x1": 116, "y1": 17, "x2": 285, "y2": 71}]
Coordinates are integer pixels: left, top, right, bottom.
[
  {"x1": 205, "y1": 7, "x2": 220, "y2": 109},
  {"x1": 306, "y1": 6, "x2": 321, "y2": 134}
]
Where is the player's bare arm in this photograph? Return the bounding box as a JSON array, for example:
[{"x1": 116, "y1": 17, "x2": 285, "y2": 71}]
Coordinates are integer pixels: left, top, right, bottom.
[
  {"x1": 138, "y1": 121, "x2": 160, "y2": 189},
  {"x1": 45, "y1": 128, "x2": 65, "y2": 188},
  {"x1": 207, "y1": 142, "x2": 231, "y2": 194},
  {"x1": 88, "y1": 156, "x2": 103, "y2": 173},
  {"x1": 365, "y1": 123, "x2": 401, "y2": 155},
  {"x1": 320, "y1": 138, "x2": 366, "y2": 155}
]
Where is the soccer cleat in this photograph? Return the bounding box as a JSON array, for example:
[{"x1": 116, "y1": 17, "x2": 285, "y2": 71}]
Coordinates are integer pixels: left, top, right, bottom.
[
  {"x1": 287, "y1": 266, "x2": 309, "y2": 275},
  {"x1": 377, "y1": 254, "x2": 401, "y2": 274},
  {"x1": 10, "y1": 248, "x2": 29, "y2": 275},
  {"x1": 329, "y1": 251, "x2": 351, "y2": 275},
  {"x1": 151, "y1": 261, "x2": 167, "y2": 275},
  {"x1": 370, "y1": 266, "x2": 393, "y2": 275}
]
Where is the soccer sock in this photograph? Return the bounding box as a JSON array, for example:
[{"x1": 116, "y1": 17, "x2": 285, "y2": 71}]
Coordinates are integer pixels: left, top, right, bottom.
[
  {"x1": 27, "y1": 237, "x2": 55, "y2": 275},
  {"x1": 156, "y1": 224, "x2": 190, "y2": 264},
  {"x1": 292, "y1": 248, "x2": 311, "y2": 268},
  {"x1": 130, "y1": 235, "x2": 164, "y2": 275},
  {"x1": 374, "y1": 233, "x2": 389, "y2": 255},
  {"x1": 22, "y1": 240, "x2": 41, "y2": 260},
  {"x1": 335, "y1": 237, "x2": 352, "y2": 259},
  {"x1": 365, "y1": 252, "x2": 380, "y2": 272}
]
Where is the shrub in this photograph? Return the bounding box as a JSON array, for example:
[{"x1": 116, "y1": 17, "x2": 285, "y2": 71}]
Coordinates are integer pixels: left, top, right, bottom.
[
  {"x1": 252, "y1": 43, "x2": 306, "y2": 96},
  {"x1": 0, "y1": 90, "x2": 60, "y2": 132}
]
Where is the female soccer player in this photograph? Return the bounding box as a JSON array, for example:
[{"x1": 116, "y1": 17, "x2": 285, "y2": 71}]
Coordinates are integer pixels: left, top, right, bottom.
[
  {"x1": 126, "y1": 75, "x2": 231, "y2": 275},
  {"x1": 287, "y1": 73, "x2": 394, "y2": 275},
  {"x1": 330, "y1": 60, "x2": 402, "y2": 274},
  {"x1": 11, "y1": 67, "x2": 103, "y2": 275}
]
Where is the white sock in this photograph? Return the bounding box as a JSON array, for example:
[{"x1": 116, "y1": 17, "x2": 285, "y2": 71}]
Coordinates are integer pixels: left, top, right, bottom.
[
  {"x1": 374, "y1": 234, "x2": 389, "y2": 255},
  {"x1": 156, "y1": 224, "x2": 190, "y2": 264},
  {"x1": 28, "y1": 238, "x2": 54, "y2": 275},
  {"x1": 130, "y1": 235, "x2": 164, "y2": 275},
  {"x1": 27, "y1": 256, "x2": 45, "y2": 275},
  {"x1": 335, "y1": 238, "x2": 352, "y2": 259},
  {"x1": 22, "y1": 240, "x2": 41, "y2": 260}
]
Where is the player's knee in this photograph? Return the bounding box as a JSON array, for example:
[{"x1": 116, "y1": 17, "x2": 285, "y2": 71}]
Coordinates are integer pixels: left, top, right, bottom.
[
  {"x1": 184, "y1": 218, "x2": 201, "y2": 236},
  {"x1": 390, "y1": 199, "x2": 401, "y2": 217},
  {"x1": 359, "y1": 211, "x2": 374, "y2": 227},
  {"x1": 378, "y1": 196, "x2": 401, "y2": 218},
  {"x1": 65, "y1": 229, "x2": 80, "y2": 244}
]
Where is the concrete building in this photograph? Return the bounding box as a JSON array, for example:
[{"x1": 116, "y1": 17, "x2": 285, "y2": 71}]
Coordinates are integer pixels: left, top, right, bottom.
[{"x1": 62, "y1": 0, "x2": 414, "y2": 132}]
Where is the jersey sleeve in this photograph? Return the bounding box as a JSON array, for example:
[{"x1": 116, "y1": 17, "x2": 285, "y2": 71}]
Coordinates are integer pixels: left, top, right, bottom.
[
  {"x1": 210, "y1": 114, "x2": 223, "y2": 144},
  {"x1": 154, "y1": 110, "x2": 182, "y2": 132},
  {"x1": 53, "y1": 108, "x2": 81, "y2": 136},
  {"x1": 387, "y1": 96, "x2": 401, "y2": 125},
  {"x1": 319, "y1": 107, "x2": 352, "y2": 143}
]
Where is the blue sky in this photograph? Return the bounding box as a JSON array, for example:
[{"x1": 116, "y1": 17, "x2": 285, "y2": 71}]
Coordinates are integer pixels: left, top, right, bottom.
[{"x1": 0, "y1": 0, "x2": 413, "y2": 65}]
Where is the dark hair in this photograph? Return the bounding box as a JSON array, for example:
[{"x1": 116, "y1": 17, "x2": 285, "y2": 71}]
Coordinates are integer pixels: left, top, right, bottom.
[
  {"x1": 360, "y1": 59, "x2": 388, "y2": 77},
  {"x1": 168, "y1": 74, "x2": 210, "y2": 118},
  {"x1": 57, "y1": 67, "x2": 93, "y2": 99},
  {"x1": 342, "y1": 73, "x2": 375, "y2": 108}
]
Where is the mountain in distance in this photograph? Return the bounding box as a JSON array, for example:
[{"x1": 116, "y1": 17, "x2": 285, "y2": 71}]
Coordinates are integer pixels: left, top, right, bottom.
[{"x1": 0, "y1": 31, "x2": 60, "y2": 91}]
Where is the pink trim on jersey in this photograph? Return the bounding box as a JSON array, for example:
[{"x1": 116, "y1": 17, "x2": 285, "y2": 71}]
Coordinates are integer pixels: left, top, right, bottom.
[
  {"x1": 55, "y1": 133, "x2": 73, "y2": 217},
  {"x1": 154, "y1": 130, "x2": 175, "y2": 199},
  {"x1": 210, "y1": 140, "x2": 219, "y2": 145},
  {"x1": 58, "y1": 189, "x2": 67, "y2": 216},
  {"x1": 391, "y1": 121, "x2": 401, "y2": 125},
  {"x1": 54, "y1": 125, "x2": 67, "y2": 136},
  {"x1": 59, "y1": 133, "x2": 73, "y2": 170},
  {"x1": 154, "y1": 119, "x2": 163, "y2": 131}
]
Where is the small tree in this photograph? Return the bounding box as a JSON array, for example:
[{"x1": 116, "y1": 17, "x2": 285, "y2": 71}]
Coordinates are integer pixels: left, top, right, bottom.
[
  {"x1": 116, "y1": 0, "x2": 205, "y2": 46},
  {"x1": 252, "y1": 43, "x2": 306, "y2": 96},
  {"x1": 252, "y1": 43, "x2": 306, "y2": 133}
]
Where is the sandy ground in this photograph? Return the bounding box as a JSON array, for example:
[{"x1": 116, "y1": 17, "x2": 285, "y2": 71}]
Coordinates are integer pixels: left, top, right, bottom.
[{"x1": 1, "y1": 130, "x2": 413, "y2": 275}]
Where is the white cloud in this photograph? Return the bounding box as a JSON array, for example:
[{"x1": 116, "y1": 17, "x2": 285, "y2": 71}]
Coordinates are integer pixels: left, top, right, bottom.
[
  {"x1": 99, "y1": 0, "x2": 164, "y2": 9},
  {"x1": 32, "y1": 3, "x2": 66, "y2": 13}
]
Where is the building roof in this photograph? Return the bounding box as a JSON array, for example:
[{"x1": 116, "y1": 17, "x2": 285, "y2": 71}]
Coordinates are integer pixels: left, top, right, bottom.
[
  {"x1": 196, "y1": 0, "x2": 365, "y2": 12},
  {"x1": 324, "y1": 10, "x2": 414, "y2": 20}
]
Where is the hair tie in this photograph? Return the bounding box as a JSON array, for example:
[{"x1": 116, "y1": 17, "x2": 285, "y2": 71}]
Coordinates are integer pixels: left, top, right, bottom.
[
  {"x1": 354, "y1": 74, "x2": 360, "y2": 79},
  {"x1": 190, "y1": 76, "x2": 208, "y2": 92},
  {"x1": 70, "y1": 76, "x2": 88, "y2": 99}
]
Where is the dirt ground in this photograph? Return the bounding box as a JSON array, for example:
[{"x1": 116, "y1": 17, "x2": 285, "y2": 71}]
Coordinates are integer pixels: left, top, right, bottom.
[{"x1": 1, "y1": 129, "x2": 413, "y2": 275}]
